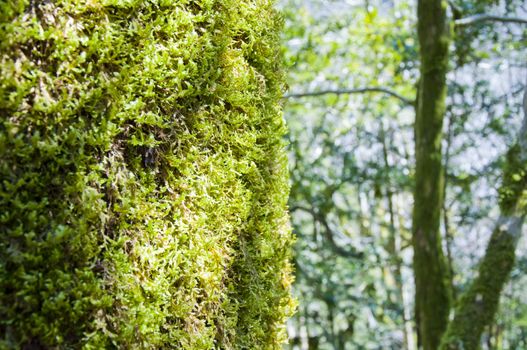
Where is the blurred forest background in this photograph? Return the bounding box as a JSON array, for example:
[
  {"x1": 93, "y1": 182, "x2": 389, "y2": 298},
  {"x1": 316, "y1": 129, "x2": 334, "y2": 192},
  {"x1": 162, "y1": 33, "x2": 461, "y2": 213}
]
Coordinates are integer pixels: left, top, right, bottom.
[{"x1": 279, "y1": 0, "x2": 527, "y2": 349}]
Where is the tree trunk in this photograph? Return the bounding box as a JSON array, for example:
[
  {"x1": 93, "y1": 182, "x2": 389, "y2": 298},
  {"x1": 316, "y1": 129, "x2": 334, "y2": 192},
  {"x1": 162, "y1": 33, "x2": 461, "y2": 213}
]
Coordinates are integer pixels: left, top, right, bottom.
[
  {"x1": 439, "y1": 90, "x2": 527, "y2": 350},
  {"x1": 413, "y1": 0, "x2": 452, "y2": 349},
  {"x1": 0, "y1": 1, "x2": 292, "y2": 348}
]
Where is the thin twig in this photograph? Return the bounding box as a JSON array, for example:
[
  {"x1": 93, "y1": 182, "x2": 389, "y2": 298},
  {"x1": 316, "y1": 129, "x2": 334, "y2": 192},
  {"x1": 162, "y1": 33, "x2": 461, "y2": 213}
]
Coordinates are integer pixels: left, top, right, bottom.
[
  {"x1": 455, "y1": 14, "x2": 527, "y2": 27},
  {"x1": 283, "y1": 87, "x2": 415, "y2": 105}
]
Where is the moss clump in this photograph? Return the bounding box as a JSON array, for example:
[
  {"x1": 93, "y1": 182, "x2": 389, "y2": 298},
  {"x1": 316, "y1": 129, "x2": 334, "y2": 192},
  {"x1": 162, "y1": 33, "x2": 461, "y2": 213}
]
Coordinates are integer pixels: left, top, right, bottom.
[
  {"x1": 0, "y1": 1, "x2": 294, "y2": 348},
  {"x1": 498, "y1": 144, "x2": 527, "y2": 214}
]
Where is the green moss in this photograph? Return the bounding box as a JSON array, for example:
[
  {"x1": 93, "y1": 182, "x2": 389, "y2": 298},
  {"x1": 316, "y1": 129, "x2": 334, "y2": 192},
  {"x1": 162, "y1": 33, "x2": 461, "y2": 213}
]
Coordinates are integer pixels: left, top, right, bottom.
[
  {"x1": 498, "y1": 144, "x2": 527, "y2": 214},
  {"x1": 0, "y1": 0, "x2": 294, "y2": 348}
]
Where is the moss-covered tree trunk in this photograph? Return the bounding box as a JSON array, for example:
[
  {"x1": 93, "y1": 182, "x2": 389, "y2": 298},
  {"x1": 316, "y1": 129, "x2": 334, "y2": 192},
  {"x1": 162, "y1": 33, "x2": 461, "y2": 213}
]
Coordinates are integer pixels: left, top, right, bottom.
[
  {"x1": 439, "y1": 90, "x2": 527, "y2": 350},
  {"x1": 0, "y1": 1, "x2": 293, "y2": 349},
  {"x1": 413, "y1": 0, "x2": 452, "y2": 349}
]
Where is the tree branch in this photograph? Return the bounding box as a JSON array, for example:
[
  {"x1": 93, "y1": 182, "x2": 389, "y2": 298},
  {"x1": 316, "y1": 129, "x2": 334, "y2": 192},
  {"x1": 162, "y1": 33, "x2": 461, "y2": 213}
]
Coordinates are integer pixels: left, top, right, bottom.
[
  {"x1": 455, "y1": 14, "x2": 527, "y2": 27},
  {"x1": 283, "y1": 87, "x2": 415, "y2": 106},
  {"x1": 289, "y1": 205, "x2": 363, "y2": 259}
]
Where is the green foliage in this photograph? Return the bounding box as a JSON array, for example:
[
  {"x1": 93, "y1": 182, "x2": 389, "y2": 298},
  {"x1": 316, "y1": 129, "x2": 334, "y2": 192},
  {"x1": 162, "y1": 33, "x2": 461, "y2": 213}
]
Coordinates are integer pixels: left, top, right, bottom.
[
  {"x1": 0, "y1": 0, "x2": 294, "y2": 348},
  {"x1": 281, "y1": 1, "x2": 418, "y2": 348},
  {"x1": 281, "y1": 0, "x2": 527, "y2": 348}
]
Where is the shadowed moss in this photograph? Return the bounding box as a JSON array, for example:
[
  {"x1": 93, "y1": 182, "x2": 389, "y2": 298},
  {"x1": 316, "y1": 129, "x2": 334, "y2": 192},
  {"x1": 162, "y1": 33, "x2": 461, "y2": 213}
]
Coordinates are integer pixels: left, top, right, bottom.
[{"x1": 0, "y1": 0, "x2": 294, "y2": 348}]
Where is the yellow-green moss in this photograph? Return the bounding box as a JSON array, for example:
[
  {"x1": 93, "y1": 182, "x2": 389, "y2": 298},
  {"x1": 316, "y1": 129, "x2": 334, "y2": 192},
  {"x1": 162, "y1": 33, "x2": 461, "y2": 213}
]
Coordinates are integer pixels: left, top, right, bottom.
[{"x1": 0, "y1": 1, "x2": 294, "y2": 348}]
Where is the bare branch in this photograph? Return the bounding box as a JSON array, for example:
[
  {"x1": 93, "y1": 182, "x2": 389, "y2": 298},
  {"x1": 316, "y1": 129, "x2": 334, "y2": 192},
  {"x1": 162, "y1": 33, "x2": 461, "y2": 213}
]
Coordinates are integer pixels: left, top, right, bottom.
[
  {"x1": 455, "y1": 14, "x2": 527, "y2": 27},
  {"x1": 289, "y1": 205, "x2": 363, "y2": 259},
  {"x1": 283, "y1": 87, "x2": 415, "y2": 105}
]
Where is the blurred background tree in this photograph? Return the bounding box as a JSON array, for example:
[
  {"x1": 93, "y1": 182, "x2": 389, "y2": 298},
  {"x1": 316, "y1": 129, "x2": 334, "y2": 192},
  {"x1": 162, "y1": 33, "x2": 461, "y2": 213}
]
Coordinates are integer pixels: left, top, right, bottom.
[{"x1": 279, "y1": 0, "x2": 527, "y2": 348}]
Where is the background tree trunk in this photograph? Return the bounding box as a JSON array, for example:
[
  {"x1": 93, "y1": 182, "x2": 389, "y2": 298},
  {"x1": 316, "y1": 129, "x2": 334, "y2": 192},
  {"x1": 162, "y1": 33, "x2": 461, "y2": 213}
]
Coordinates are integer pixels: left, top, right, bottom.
[
  {"x1": 413, "y1": 0, "x2": 452, "y2": 349},
  {"x1": 439, "y1": 90, "x2": 527, "y2": 350}
]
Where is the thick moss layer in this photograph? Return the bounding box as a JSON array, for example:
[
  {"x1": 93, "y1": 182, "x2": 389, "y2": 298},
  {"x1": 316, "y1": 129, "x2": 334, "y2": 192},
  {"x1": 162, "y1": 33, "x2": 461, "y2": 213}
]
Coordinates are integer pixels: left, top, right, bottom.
[{"x1": 0, "y1": 1, "x2": 294, "y2": 348}]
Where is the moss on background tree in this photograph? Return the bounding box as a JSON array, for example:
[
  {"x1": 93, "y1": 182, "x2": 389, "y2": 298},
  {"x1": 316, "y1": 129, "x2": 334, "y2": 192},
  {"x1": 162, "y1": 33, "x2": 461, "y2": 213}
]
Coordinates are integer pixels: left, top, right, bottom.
[
  {"x1": 439, "y1": 91, "x2": 527, "y2": 350},
  {"x1": 413, "y1": 0, "x2": 452, "y2": 349},
  {"x1": 0, "y1": 0, "x2": 294, "y2": 348}
]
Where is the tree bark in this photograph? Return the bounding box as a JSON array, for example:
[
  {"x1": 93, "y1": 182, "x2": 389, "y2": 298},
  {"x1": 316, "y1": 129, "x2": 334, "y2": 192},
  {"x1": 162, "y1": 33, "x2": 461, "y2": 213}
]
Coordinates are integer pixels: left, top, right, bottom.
[
  {"x1": 439, "y1": 90, "x2": 527, "y2": 350},
  {"x1": 413, "y1": 0, "x2": 452, "y2": 349}
]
